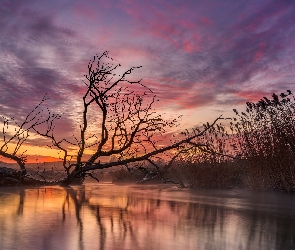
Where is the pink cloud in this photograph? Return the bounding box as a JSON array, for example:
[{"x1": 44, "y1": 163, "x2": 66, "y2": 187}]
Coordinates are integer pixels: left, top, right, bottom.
[
  {"x1": 235, "y1": 91, "x2": 270, "y2": 103},
  {"x1": 110, "y1": 46, "x2": 157, "y2": 66},
  {"x1": 73, "y1": 3, "x2": 96, "y2": 20},
  {"x1": 140, "y1": 78, "x2": 216, "y2": 109},
  {"x1": 117, "y1": 0, "x2": 210, "y2": 53},
  {"x1": 200, "y1": 17, "x2": 212, "y2": 25},
  {"x1": 251, "y1": 42, "x2": 267, "y2": 61},
  {"x1": 96, "y1": 30, "x2": 112, "y2": 45}
]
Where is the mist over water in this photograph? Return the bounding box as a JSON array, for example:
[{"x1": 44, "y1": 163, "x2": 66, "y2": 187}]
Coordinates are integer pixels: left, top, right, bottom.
[{"x1": 0, "y1": 183, "x2": 294, "y2": 250}]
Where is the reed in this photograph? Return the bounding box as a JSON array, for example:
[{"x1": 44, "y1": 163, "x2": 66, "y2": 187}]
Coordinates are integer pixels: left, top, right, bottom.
[
  {"x1": 105, "y1": 91, "x2": 295, "y2": 191},
  {"x1": 231, "y1": 91, "x2": 295, "y2": 191},
  {"x1": 171, "y1": 91, "x2": 295, "y2": 191}
]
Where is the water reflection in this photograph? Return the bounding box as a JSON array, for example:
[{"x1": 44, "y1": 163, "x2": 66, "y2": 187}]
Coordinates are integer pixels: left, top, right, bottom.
[{"x1": 0, "y1": 184, "x2": 295, "y2": 250}]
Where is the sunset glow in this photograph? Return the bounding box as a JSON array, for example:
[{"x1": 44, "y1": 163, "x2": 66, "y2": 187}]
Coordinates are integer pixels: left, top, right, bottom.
[{"x1": 1, "y1": 0, "x2": 295, "y2": 162}]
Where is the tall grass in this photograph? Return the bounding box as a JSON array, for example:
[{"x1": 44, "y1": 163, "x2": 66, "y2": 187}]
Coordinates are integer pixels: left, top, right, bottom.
[
  {"x1": 107, "y1": 91, "x2": 295, "y2": 192},
  {"x1": 178, "y1": 90, "x2": 295, "y2": 191},
  {"x1": 229, "y1": 91, "x2": 295, "y2": 191}
]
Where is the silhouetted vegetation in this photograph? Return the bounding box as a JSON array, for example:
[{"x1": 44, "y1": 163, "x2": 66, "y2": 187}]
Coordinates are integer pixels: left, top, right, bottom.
[
  {"x1": 229, "y1": 91, "x2": 295, "y2": 191},
  {"x1": 188, "y1": 90, "x2": 295, "y2": 191},
  {"x1": 1, "y1": 51, "x2": 294, "y2": 191},
  {"x1": 0, "y1": 52, "x2": 223, "y2": 186},
  {"x1": 110, "y1": 91, "x2": 295, "y2": 192}
]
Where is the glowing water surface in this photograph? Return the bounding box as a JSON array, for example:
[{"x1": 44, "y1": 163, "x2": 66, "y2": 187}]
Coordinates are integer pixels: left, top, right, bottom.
[{"x1": 0, "y1": 183, "x2": 295, "y2": 250}]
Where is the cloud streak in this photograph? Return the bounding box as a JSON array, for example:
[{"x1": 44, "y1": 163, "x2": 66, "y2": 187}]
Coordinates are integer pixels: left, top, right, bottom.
[{"x1": 0, "y1": 0, "x2": 295, "y2": 160}]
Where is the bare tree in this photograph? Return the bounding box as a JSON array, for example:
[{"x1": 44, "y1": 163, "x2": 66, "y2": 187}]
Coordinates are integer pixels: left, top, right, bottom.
[
  {"x1": 0, "y1": 51, "x2": 223, "y2": 186},
  {"x1": 0, "y1": 95, "x2": 57, "y2": 182}
]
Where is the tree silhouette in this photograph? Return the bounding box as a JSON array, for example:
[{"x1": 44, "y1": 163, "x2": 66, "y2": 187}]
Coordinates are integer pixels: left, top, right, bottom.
[
  {"x1": 0, "y1": 95, "x2": 56, "y2": 181},
  {"x1": 0, "y1": 51, "x2": 222, "y2": 186}
]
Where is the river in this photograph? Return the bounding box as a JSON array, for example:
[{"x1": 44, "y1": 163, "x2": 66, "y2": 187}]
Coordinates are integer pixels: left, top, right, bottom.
[{"x1": 0, "y1": 183, "x2": 294, "y2": 250}]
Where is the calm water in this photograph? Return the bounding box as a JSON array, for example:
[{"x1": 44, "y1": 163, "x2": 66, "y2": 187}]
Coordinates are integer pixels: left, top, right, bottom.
[{"x1": 0, "y1": 183, "x2": 295, "y2": 250}]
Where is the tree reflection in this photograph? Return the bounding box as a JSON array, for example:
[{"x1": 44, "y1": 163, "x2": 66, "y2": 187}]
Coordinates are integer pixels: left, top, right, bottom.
[
  {"x1": 61, "y1": 186, "x2": 295, "y2": 250},
  {"x1": 0, "y1": 186, "x2": 295, "y2": 250},
  {"x1": 17, "y1": 188, "x2": 25, "y2": 216}
]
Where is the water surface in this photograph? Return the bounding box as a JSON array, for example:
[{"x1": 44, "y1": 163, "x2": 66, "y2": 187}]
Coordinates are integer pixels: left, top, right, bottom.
[{"x1": 0, "y1": 183, "x2": 295, "y2": 250}]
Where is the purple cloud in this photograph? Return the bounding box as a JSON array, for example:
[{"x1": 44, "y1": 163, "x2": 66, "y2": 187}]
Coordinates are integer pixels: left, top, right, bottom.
[{"x1": 0, "y1": 0, "x2": 295, "y2": 160}]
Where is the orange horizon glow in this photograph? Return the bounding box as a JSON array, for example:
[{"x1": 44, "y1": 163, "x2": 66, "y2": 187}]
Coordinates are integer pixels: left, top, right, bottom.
[{"x1": 0, "y1": 155, "x2": 63, "y2": 164}]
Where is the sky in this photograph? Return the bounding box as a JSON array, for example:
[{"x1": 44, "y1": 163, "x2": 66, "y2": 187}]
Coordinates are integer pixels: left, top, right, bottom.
[{"x1": 1, "y1": 0, "x2": 295, "y2": 162}]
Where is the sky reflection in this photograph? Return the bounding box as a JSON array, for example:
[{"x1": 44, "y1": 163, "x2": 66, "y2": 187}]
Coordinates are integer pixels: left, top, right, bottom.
[{"x1": 0, "y1": 184, "x2": 295, "y2": 250}]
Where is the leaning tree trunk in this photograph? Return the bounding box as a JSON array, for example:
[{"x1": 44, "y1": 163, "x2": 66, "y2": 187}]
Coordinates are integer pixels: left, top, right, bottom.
[{"x1": 60, "y1": 170, "x2": 85, "y2": 186}]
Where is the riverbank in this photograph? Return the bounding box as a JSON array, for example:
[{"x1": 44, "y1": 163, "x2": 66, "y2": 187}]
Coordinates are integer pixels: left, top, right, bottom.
[{"x1": 1, "y1": 158, "x2": 295, "y2": 192}]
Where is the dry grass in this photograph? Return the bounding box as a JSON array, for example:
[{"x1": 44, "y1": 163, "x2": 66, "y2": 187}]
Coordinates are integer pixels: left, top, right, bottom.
[
  {"x1": 3, "y1": 92, "x2": 294, "y2": 191},
  {"x1": 165, "y1": 91, "x2": 295, "y2": 192}
]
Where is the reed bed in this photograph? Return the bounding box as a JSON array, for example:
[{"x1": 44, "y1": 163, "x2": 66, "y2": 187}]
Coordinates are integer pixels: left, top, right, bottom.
[
  {"x1": 176, "y1": 90, "x2": 295, "y2": 191},
  {"x1": 109, "y1": 91, "x2": 295, "y2": 192}
]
